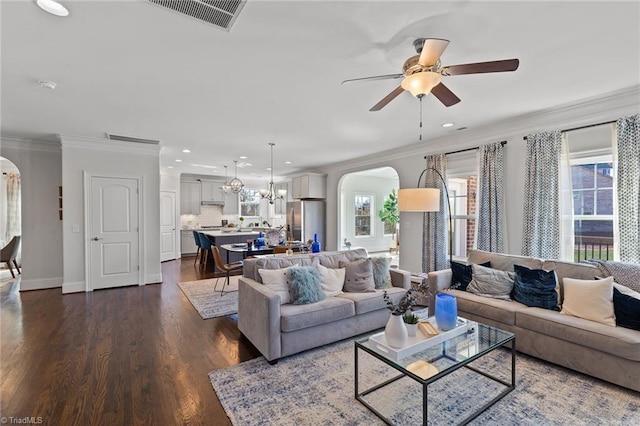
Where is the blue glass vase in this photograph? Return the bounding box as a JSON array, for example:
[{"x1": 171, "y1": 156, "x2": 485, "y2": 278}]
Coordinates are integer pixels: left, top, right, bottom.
[
  {"x1": 435, "y1": 293, "x2": 458, "y2": 331},
  {"x1": 256, "y1": 232, "x2": 266, "y2": 248},
  {"x1": 311, "y1": 233, "x2": 321, "y2": 253}
]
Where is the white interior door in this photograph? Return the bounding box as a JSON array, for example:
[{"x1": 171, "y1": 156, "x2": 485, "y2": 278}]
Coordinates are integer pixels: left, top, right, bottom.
[
  {"x1": 160, "y1": 190, "x2": 177, "y2": 262},
  {"x1": 90, "y1": 176, "x2": 140, "y2": 290}
]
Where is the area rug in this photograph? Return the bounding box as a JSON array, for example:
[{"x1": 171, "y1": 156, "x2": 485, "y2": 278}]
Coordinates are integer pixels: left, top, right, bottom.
[
  {"x1": 209, "y1": 336, "x2": 640, "y2": 425},
  {"x1": 178, "y1": 277, "x2": 239, "y2": 319}
]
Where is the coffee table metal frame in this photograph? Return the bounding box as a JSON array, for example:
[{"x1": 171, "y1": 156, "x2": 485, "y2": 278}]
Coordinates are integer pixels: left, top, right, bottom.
[{"x1": 354, "y1": 322, "x2": 516, "y2": 426}]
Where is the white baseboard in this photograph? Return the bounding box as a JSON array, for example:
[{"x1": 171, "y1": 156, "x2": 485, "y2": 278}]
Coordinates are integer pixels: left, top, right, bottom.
[
  {"x1": 62, "y1": 281, "x2": 86, "y2": 294},
  {"x1": 145, "y1": 273, "x2": 162, "y2": 284},
  {"x1": 19, "y1": 277, "x2": 63, "y2": 291}
]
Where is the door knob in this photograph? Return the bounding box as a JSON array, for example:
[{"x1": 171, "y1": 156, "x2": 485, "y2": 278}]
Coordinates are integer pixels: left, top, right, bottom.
[{"x1": 92, "y1": 237, "x2": 102, "y2": 241}]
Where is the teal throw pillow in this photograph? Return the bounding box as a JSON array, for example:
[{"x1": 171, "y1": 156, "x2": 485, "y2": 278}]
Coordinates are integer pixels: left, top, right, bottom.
[
  {"x1": 370, "y1": 257, "x2": 391, "y2": 289},
  {"x1": 287, "y1": 266, "x2": 326, "y2": 305}
]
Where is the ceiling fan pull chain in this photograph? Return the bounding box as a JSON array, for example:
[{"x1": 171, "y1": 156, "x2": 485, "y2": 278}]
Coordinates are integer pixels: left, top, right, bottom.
[{"x1": 419, "y1": 94, "x2": 423, "y2": 141}]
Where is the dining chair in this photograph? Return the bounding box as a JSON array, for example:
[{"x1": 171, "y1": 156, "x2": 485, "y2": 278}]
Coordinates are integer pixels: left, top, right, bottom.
[
  {"x1": 192, "y1": 231, "x2": 203, "y2": 266},
  {"x1": 0, "y1": 236, "x2": 21, "y2": 278},
  {"x1": 273, "y1": 245, "x2": 291, "y2": 254},
  {"x1": 197, "y1": 232, "x2": 213, "y2": 271},
  {"x1": 212, "y1": 246, "x2": 243, "y2": 296}
]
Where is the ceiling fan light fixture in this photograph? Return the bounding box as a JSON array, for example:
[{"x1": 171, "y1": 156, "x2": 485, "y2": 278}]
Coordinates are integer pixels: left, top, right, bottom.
[{"x1": 401, "y1": 72, "x2": 442, "y2": 97}]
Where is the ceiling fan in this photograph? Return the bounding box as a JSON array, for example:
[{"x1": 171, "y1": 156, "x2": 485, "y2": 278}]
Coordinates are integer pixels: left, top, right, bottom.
[{"x1": 342, "y1": 38, "x2": 519, "y2": 111}]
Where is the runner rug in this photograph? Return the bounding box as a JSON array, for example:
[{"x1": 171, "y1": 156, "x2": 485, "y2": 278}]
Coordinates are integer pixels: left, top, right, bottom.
[
  {"x1": 178, "y1": 277, "x2": 238, "y2": 319},
  {"x1": 209, "y1": 336, "x2": 639, "y2": 425}
]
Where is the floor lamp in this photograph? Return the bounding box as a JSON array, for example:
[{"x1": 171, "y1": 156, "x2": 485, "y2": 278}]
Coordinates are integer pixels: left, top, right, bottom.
[{"x1": 398, "y1": 168, "x2": 453, "y2": 266}]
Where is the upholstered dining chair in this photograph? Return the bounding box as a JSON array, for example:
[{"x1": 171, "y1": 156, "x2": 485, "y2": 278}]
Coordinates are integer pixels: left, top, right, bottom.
[
  {"x1": 197, "y1": 232, "x2": 213, "y2": 271},
  {"x1": 192, "y1": 231, "x2": 203, "y2": 266},
  {"x1": 212, "y1": 246, "x2": 243, "y2": 296},
  {"x1": 1, "y1": 236, "x2": 21, "y2": 278}
]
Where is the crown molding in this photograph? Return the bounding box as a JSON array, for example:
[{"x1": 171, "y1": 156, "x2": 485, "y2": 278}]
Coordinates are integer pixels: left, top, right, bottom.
[
  {"x1": 1, "y1": 137, "x2": 61, "y2": 153},
  {"x1": 59, "y1": 134, "x2": 161, "y2": 156}
]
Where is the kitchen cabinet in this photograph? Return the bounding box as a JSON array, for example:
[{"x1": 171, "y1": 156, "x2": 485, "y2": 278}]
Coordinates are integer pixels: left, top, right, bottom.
[
  {"x1": 291, "y1": 174, "x2": 326, "y2": 199},
  {"x1": 181, "y1": 230, "x2": 197, "y2": 255},
  {"x1": 223, "y1": 191, "x2": 239, "y2": 215},
  {"x1": 180, "y1": 182, "x2": 201, "y2": 215},
  {"x1": 201, "y1": 180, "x2": 225, "y2": 203}
]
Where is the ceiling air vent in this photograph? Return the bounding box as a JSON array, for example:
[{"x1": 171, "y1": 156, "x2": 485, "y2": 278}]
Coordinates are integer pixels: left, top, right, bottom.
[
  {"x1": 107, "y1": 133, "x2": 161, "y2": 145},
  {"x1": 148, "y1": 0, "x2": 246, "y2": 31}
]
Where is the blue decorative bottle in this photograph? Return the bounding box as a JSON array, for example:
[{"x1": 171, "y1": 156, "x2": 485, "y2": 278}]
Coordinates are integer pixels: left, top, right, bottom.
[
  {"x1": 311, "y1": 233, "x2": 321, "y2": 253},
  {"x1": 256, "y1": 232, "x2": 266, "y2": 248}
]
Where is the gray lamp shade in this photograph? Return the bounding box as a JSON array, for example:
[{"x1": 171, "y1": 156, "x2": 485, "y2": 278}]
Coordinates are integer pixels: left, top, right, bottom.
[{"x1": 398, "y1": 188, "x2": 441, "y2": 212}]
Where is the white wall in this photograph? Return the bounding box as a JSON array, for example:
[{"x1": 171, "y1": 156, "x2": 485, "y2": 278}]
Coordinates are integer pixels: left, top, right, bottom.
[
  {"x1": 321, "y1": 87, "x2": 640, "y2": 273},
  {"x1": 61, "y1": 136, "x2": 161, "y2": 292},
  {"x1": 0, "y1": 139, "x2": 63, "y2": 290}
]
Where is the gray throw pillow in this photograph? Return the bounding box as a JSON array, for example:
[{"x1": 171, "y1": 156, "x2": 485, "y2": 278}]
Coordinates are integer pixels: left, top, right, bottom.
[
  {"x1": 340, "y1": 259, "x2": 376, "y2": 293},
  {"x1": 287, "y1": 266, "x2": 326, "y2": 305},
  {"x1": 467, "y1": 264, "x2": 515, "y2": 300},
  {"x1": 370, "y1": 257, "x2": 391, "y2": 289}
]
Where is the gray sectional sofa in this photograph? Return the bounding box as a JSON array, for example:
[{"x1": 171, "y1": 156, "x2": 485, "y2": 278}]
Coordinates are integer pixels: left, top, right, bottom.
[
  {"x1": 428, "y1": 249, "x2": 640, "y2": 391},
  {"x1": 238, "y1": 248, "x2": 412, "y2": 363}
]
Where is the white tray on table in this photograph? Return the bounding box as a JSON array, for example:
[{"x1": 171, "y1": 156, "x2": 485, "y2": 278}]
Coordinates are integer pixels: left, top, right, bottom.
[{"x1": 368, "y1": 317, "x2": 471, "y2": 361}]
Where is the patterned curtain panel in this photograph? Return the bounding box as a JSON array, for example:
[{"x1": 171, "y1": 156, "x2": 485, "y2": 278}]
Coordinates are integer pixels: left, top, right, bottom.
[
  {"x1": 5, "y1": 172, "x2": 21, "y2": 244},
  {"x1": 476, "y1": 142, "x2": 505, "y2": 253},
  {"x1": 521, "y1": 131, "x2": 563, "y2": 258},
  {"x1": 422, "y1": 154, "x2": 448, "y2": 272},
  {"x1": 616, "y1": 114, "x2": 640, "y2": 263}
]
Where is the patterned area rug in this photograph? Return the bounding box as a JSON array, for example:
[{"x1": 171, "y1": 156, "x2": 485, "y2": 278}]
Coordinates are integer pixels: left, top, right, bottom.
[
  {"x1": 178, "y1": 277, "x2": 239, "y2": 319},
  {"x1": 209, "y1": 336, "x2": 640, "y2": 425}
]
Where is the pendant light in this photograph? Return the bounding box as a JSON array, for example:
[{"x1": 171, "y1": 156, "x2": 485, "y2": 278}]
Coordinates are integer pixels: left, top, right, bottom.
[
  {"x1": 220, "y1": 165, "x2": 231, "y2": 194},
  {"x1": 229, "y1": 160, "x2": 244, "y2": 194},
  {"x1": 259, "y1": 143, "x2": 287, "y2": 204}
]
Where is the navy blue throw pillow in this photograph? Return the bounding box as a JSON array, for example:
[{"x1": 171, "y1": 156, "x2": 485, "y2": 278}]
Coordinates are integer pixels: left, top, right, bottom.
[
  {"x1": 451, "y1": 261, "x2": 491, "y2": 291},
  {"x1": 613, "y1": 288, "x2": 640, "y2": 331},
  {"x1": 513, "y1": 265, "x2": 559, "y2": 310}
]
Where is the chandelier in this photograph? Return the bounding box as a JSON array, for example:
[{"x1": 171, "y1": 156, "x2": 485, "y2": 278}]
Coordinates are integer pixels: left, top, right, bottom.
[
  {"x1": 220, "y1": 165, "x2": 231, "y2": 194},
  {"x1": 229, "y1": 160, "x2": 244, "y2": 194},
  {"x1": 259, "y1": 143, "x2": 287, "y2": 204}
]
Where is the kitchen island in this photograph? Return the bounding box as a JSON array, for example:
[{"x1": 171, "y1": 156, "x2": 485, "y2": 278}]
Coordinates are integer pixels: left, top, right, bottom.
[{"x1": 200, "y1": 230, "x2": 260, "y2": 270}]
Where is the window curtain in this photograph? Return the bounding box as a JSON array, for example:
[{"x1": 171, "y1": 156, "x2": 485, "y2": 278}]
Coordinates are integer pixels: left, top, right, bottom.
[
  {"x1": 615, "y1": 114, "x2": 640, "y2": 263},
  {"x1": 558, "y1": 133, "x2": 575, "y2": 261},
  {"x1": 476, "y1": 141, "x2": 505, "y2": 253},
  {"x1": 5, "y1": 172, "x2": 21, "y2": 244},
  {"x1": 521, "y1": 131, "x2": 563, "y2": 258},
  {"x1": 422, "y1": 154, "x2": 448, "y2": 272}
]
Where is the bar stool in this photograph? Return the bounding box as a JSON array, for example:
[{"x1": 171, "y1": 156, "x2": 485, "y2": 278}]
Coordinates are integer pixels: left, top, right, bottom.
[
  {"x1": 198, "y1": 233, "x2": 213, "y2": 271},
  {"x1": 193, "y1": 231, "x2": 203, "y2": 266}
]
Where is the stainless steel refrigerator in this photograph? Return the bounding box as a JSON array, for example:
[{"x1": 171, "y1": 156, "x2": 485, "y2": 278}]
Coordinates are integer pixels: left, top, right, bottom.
[{"x1": 286, "y1": 200, "x2": 325, "y2": 246}]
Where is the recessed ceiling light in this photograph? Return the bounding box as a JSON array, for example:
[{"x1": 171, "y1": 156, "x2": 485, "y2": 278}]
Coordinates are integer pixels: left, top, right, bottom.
[
  {"x1": 167, "y1": 166, "x2": 174, "y2": 169},
  {"x1": 266, "y1": 167, "x2": 272, "y2": 171},
  {"x1": 182, "y1": 149, "x2": 191, "y2": 153},
  {"x1": 442, "y1": 122, "x2": 454, "y2": 128},
  {"x1": 285, "y1": 161, "x2": 292, "y2": 164},
  {"x1": 175, "y1": 159, "x2": 182, "y2": 162},
  {"x1": 38, "y1": 80, "x2": 57, "y2": 90},
  {"x1": 239, "y1": 156, "x2": 248, "y2": 159},
  {"x1": 36, "y1": 0, "x2": 69, "y2": 16}
]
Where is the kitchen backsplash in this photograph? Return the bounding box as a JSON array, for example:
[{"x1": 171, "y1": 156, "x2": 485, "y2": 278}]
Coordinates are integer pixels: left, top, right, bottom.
[{"x1": 180, "y1": 205, "x2": 285, "y2": 229}]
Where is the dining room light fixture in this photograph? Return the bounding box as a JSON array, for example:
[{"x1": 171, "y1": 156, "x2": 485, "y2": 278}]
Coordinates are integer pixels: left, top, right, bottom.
[
  {"x1": 220, "y1": 165, "x2": 231, "y2": 194},
  {"x1": 229, "y1": 160, "x2": 244, "y2": 194},
  {"x1": 259, "y1": 143, "x2": 287, "y2": 204}
]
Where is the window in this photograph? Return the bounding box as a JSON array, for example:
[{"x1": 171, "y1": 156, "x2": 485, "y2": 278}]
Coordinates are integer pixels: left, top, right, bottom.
[
  {"x1": 240, "y1": 189, "x2": 261, "y2": 217},
  {"x1": 570, "y1": 157, "x2": 614, "y2": 261},
  {"x1": 354, "y1": 195, "x2": 372, "y2": 236},
  {"x1": 447, "y1": 176, "x2": 477, "y2": 259}
]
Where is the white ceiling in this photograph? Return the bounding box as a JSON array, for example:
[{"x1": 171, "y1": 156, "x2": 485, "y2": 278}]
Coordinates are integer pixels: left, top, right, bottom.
[{"x1": 2, "y1": 1, "x2": 639, "y2": 182}]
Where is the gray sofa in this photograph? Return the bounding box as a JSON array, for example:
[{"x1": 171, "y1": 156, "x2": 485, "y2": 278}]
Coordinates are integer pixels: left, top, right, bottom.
[
  {"x1": 428, "y1": 249, "x2": 640, "y2": 391},
  {"x1": 238, "y1": 248, "x2": 412, "y2": 362}
]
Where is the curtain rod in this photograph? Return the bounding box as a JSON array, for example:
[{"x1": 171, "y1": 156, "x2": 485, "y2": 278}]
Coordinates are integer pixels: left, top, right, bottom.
[
  {"x1": 423, "y1": 140, "x2": 507, "y2": 158},
  {"x1": 522, "y1": 119, "x2": 616, "y2": 140}
]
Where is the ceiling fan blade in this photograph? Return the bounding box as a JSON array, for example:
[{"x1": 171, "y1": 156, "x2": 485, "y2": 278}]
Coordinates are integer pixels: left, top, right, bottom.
[
  {"x1": 430, "y1": 82, "x2": 461, "y2": 107},
  {"x1": 341, "y1": 74, "x2": 403, "y2": 84},
  {"x1": 441, "y1": 58, "x2": 519, "y2": 76},
  {"x1": 418, "y1": 38, "x2": 450, "y2": 67},
  {"x1": 370, "y1": 86, "x2": 405, "y2": 111}
]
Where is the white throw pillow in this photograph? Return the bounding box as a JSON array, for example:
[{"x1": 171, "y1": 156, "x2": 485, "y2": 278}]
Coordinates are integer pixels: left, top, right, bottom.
[
  {"x1": 317, "y1": 264, "x2": 345, "y2": 297},
  {"x1": 561, "y1": 277, "x2": 616, "y2": 326},
  {"x1": 259, "y1": 268, "x2": 291, "y2": 304}
]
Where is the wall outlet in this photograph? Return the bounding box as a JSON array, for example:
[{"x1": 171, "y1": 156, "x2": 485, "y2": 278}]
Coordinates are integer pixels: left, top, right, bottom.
[{"x1": 72, "y1": 224, "x2": 80, "y2": 233}]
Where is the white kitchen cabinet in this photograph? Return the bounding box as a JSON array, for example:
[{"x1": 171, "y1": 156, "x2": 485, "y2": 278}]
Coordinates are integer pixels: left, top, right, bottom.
[
  {"x1": 180, "y1": 182, "x2": 201, "y2": 215},
  {"x1": 201, "y1": 180, "x2": 225, "y2": 203},
  {"x1": 223, "y1": 191, "x2": 239, "y2": 215},
  {"x1": 291, "y1": 174, "x2": 326, "y2": 199},
  {"x1": 181, "y1": 230, "x2": 198, "y2": 255}
]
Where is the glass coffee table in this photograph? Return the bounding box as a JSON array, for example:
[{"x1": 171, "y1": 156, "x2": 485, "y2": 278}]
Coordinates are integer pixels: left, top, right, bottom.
[{"x1": 355, "y1": 320, "x2": 515, "y2": 425}]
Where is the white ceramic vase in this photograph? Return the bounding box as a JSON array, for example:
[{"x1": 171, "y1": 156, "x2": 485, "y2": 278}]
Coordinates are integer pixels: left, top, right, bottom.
[
  {"x1": 384, "y1": 314, "x2": 408, "y2": 348},
  {"x1": 405, "y1": 323, "x2": 418, "y2": 337}
]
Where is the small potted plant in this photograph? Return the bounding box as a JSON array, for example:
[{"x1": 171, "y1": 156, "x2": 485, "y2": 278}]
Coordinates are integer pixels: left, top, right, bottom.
[
  {"x1": 382, "y1": 281, "x2": 428, "y2": 346},
  {"x1": 403, "y1": 313, "x2": 420, "y2": 337}
]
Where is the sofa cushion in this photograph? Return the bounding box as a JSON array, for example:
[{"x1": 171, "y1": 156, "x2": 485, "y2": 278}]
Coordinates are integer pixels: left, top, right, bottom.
[
  {"x1": 513, "y1": 265, "x2": 559, "y2": 310},
  {"x1": 259, "y1": 268, "x2": 291, "y2": 304},
  {"x1": 371, "y1": 257, "x2": 391, "y2": 289},
  {"x1": 317, "y1": 264, "x2": 345, "y2": 297},
  {"x1": 280, "y1": 297, "x2": 355, "y2": 332},
  {"x1": 252, "y1": 257, "x2": 317, "y2": 283},
  {"x1": 448, "y1": 289, "x2": 528, "y2": 325},
  {"x1": 336, "y1": 287, "x2": 405, "y2": 315},
  {"x1": 516, "y1": 307, "x2": 640, "y2": 361},
  {"x1": 467, "y1": 264, "x2": 514, "y2": 300},
  {"x1": 317, "y1": 248, "x2": 368, "y2": 269},
  {"x1": 613, "y1": 287, "x2": 640, "y2": 331},
  {"x1": 341, "y1": 259, "x2": 376, "y2": 293},
  {"x1": 561, "y1": 277, "x2": 616, "y2": 327},
  {"x1": 541, "y1": 260, "x2": 601, "y2": 303},
  {"x1": 468, "y1": 249, "x2": 543, "y2": 272},
  {"x1": 287, "y1": 266, "x2": 326, "y2": 305},
  {"x1": 450, "y1": 260, "x2": 491, "y2": 291}
]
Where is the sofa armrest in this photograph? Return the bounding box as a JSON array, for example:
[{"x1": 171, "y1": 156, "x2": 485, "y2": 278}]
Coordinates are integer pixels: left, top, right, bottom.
[
  {"x1": 426, "y1": 269, "x2": 453, "y2": 315},
  {"x1": 237, "y1": 278, "x2": 282, "y2": 361},
  {"x1": 390, "y1": 268, "x2": 412, "y2": 289}
]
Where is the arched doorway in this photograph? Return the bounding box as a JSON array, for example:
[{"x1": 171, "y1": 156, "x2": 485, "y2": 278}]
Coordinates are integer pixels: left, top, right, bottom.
[
  {"x1": 338, "y1": 167, "x2": 399, "y2": 265},
  {"x1": 1, "y1": 156, "x2": 21, "y2": 282}
]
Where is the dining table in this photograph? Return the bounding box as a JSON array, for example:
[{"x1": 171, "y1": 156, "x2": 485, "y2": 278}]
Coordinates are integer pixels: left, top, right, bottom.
[{"x1": 219, "y1": 243, "x2": 305, "y2": 263}]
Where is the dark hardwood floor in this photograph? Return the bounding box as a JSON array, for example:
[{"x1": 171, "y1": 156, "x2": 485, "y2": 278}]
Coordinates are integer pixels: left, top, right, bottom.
[{"x1": 0, "y1": 257, "x2": 261, "y2": 426}]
